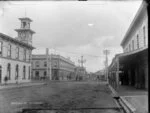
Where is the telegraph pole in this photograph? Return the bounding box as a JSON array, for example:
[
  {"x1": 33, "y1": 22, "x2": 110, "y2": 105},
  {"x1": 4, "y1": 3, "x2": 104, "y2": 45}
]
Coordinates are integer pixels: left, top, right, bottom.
[
  {"x1": 78, "y1": 56, "x2": 86, "y2": 76},
  {"x1": 103, "y1": 49, "x2": 110, "y2": 83},
  {"x1": 78, "y1": 56, "x2": 86, "y2": 68},
  {"x1": 46, "y1": 48, "x2": 52, "y2": 80}
]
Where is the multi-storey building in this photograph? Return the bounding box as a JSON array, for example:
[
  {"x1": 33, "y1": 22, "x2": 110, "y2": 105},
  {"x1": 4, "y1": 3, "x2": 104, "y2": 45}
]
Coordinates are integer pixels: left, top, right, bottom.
[
  {"x1": 32, "y1": 49, "x2": 51, "y2": 80},
  {"x1": 108, "y1": 1, "x2": 148, "y2": 89},
  {"x1": 32, "y1": 49, "x2": 75, "y2": 80},
  {"x1": 0, "y1": 17, "x2": 35, "y2": 84},
  {"x1": 74, "y1": 66, "x2": 87, "y2": 80},
  {"x1": 51, "y1": 54, "x2": 75, "y2": 80}
]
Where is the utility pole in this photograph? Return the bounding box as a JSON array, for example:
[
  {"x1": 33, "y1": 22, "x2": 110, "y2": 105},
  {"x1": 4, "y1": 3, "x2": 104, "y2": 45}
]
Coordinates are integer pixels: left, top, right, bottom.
[
  {"x1": 103, "y1": 49, "x2": 110, "y2": 83},
  {"x1": 46, "y1": 48, "x2": 51, "y2": 80},
  {"x1": 78, "y1": 56, "x2": 86, "y2": 68},
  {"x1": 78, "y1": 56, "x2": 86, "y2": 76}
]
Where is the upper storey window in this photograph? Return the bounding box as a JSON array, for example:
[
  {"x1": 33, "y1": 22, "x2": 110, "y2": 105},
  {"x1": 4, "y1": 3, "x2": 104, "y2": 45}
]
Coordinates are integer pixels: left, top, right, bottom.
[
  {"x1": 16, "y1": 47, "x2": 19, "y2": 59},
  {"x1": 44, "y1": 61, "x2": 47, "y2": 67},
  {"x1": 132, "y1": 40, "x2": 134, "y2": 50},
  {"x1": 23, "y1": 22, "x2": 26, "y2": 28},
  {"x1": 129, "y1": 44, "x2": 131, "y2": 52},
  {"x1": 0, "y1": 41, "x2": 2, "y2": 56},
  {"x1": 143, "y1": 26, "x2": 146, "y2": 46},
  {"x1": 23, "y1": 49, "x2": 26, "y2": 61},
  {"x1": 36, "y1": 61, "x2": 39, "y2": 67},
  {"x1": 137, "y1": 34, "x2": 139, "y2": 49},
  {"x1": 7, "y1": 44, "x2": 11, "y2": 57}
]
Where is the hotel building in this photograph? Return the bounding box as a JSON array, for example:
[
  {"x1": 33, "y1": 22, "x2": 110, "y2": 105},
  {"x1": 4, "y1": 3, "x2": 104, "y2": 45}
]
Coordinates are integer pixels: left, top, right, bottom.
[{"x1": 108, "y1": 1, "x2": 148, "y2": 89}]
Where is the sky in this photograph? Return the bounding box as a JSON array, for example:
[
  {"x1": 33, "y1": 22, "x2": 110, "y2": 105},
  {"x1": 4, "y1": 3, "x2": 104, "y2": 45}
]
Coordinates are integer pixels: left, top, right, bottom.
[{"x1": 0, "y1": 0, "x2": 142, "y2": 73}]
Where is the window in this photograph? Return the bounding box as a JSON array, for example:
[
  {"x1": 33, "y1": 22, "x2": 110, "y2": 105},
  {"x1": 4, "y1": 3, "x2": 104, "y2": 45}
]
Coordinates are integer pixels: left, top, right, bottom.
[
  {"x1": 35, "y1": 71, "x2": 39, "y2": 79},
  {"x1": 7, "y1": 63, "x2": 11, "y2": 80},
  {"x1": 137, "y1": 34, "x2": 139, "y2": 49},
  {"x1": 0, "y1": 41, "x2": 2, "y2": 56},
  {"x1": 28, "y1": 66, "x2": 30, "y2": 79},
  {"x1": 132, "y1": 40, "x2": 134, "y2": 50},
  {"x1": 23, "y1": 66, "x2": 26, "y2": 79},
  {"x1": 143, "y1": 26, "x2": 146, "y2": 46},
  {"x1": 16, "y1": 47, "x2": 19, "y2": 59},
  {"x1": 44, "y1": 71, "x2": 47, "y2": 76},
  {"x1": 23, "y1": 22, "x2": 26, "y2": 28},
  {"x1": 28, "y1": 23, "x2": 30, "y2": 29},
  {"x1": 44, "y1": 61, "x2": 47, "y2": 67},
  {"x1": 29, "y1": 51, "x2": 31, "y2": 62},
  {"x1": 129, "y1": 44, "x2": 131, "y2": 52},
  {"x1": 15, "y1": 65, "x2": 19, "y2": 80},
  {"x1": 126, "y1": 48, "x2": 128, "y2": 52},
  {"x1": 26, "y1": 51, "x2": 29, "y2": 62},
  {"x1": 7, "y1": 44, "x2": 11, "y2": 57},
  {"x1": 23, "y1": 49, "x2": 26, "y2": 61},
  {"x1": 35, "y1": 61, "x2": 39, "y2": 67}
]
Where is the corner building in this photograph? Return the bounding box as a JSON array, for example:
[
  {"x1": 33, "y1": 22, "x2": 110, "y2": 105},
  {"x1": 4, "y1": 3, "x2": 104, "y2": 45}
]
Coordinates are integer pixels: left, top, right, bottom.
[{"x1": 0, "y1": 17, "x2": 35, "y2": 84}]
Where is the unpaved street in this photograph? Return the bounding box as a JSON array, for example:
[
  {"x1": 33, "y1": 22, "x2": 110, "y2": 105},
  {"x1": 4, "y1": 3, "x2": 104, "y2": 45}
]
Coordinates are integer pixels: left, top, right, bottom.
[{"x1": 0, "y1": 81, "x2": 123, "y2": 113}]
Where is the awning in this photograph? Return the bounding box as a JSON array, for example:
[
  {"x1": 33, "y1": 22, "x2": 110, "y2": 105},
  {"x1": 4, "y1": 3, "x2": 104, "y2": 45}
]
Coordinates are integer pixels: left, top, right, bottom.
[{"x1": 118, "y1": 47, "x2": 148, "y2": 64}]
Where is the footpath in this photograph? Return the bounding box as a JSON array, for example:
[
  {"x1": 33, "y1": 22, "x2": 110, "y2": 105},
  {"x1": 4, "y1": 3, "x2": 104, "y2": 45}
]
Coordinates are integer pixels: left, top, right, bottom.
[
  {"x1": 0, "y1": 81, "x2": 46, "y2": 90},
  {"x1": 109, "y1": 85, "x2": 148, "y2": 113}
]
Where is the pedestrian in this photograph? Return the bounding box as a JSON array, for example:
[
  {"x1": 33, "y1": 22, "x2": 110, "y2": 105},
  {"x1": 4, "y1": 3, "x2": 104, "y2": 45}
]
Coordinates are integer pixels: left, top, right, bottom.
[{"x1": 4, "y1": 76, "x2": 8, "y2": 85}]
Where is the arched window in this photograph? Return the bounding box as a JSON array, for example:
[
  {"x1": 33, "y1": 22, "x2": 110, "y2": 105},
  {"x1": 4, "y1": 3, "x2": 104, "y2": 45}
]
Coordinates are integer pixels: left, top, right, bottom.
[
  {"x1": 28, "y1": 66, "x2": 30, "y2": 79},
  {"x1": 23, "y1": 66, "x2": 26, "y2": 79},
  {"x1": 16, "y1": 47, "x2": 19, "y2": 59},
  {"x1": 7, "y1": 63, "x2": 11, "y2": 80},
  {"x1": 15, "y1": 65, "x2": 19, "y2": 80}
]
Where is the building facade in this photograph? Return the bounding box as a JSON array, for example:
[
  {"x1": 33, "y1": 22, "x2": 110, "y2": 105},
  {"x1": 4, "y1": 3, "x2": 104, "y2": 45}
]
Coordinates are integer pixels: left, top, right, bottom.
[
  {"x1": 51, "y1": 54, "x2": 75, "y2": 80},
  {"x1": 32, "y1": 52, "x2": 75, "y2": 81},
  {"x1": 74, "y1": 66, "x2": 87, "y2": 80},
  {"x1": 32, "y1": 55, "x2": 51, "y2": 80},
  {"x1": 108, "y1": 1, "x2": 148, "y2": 90},
  {"x1": 0, "y1": 17, "x2": 35, "y2": 84}
]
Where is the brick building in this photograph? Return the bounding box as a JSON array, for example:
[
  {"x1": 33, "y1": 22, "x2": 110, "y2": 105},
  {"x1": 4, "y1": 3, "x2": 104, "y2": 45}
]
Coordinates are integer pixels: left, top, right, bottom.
[
  {"x1": 32, "y1": 50, "x2": 75, "y2": 80},
  {"x1": 108, "y1": 1, "x2": 148, "y2": 90},
  {"x1": 51, "y1": 54, "x2": 75, "y2": 80},
  {"x1": 0, "y1": 17, "x2": 35, "y2": 84}
]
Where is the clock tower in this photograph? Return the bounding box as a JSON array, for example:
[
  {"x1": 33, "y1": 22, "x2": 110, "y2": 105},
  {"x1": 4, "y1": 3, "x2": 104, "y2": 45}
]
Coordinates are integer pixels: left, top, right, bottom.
[{"x1": 15, "y1": 17, "x2": 35, "y2": 45}]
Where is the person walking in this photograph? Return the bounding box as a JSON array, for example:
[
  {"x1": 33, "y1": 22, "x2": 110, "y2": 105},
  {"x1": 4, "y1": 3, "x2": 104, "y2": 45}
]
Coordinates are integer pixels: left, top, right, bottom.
[{"x1": 4, "y1": 76, "x2": 8, "y2": 85}]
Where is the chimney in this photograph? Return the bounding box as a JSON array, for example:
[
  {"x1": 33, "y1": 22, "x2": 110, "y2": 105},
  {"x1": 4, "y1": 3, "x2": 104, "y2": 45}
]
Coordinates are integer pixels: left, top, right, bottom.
[{"x1": 46, "y1": 48, "x2": 49, "y2": 56}]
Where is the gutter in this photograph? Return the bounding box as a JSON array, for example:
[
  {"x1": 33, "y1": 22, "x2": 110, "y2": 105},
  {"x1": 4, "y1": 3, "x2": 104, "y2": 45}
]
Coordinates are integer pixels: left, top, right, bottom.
[{"x1": 108, "y1": 84, "x2": 136, "y2": 113}]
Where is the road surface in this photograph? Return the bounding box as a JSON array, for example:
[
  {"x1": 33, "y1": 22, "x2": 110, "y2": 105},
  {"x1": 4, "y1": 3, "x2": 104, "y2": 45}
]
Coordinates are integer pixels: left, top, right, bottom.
[{"x1": 0, "y1": 81, "x2": 123, "y2": 113}]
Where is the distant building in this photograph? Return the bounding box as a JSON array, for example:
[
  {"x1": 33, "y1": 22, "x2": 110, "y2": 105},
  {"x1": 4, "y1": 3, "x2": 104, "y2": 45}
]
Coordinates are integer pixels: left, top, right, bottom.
[
  {"x1": 95, "y1": 70, "x2": 105, "y2": 80},
  {"x1": 108, "y1": 1, "x2": 148, "y2": 89},
  {"x1": 74, "y1": 66, "x2": 87, "y2": 80},
  {"x1": 32, "y1": 49, "x2": 51, "y2": 80},
  {"x1": 0, "y1": 17, "x2": 35, "y2": 84},
  {"x1": 32, "y1": 51, "x2": 75, "y2": 80}
]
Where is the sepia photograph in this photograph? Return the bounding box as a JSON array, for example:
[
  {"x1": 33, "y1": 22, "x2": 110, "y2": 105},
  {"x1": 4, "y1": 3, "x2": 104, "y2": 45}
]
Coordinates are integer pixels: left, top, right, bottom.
[{"x1": 0, "y1": 0, "x2": 148, "y2": 113}]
